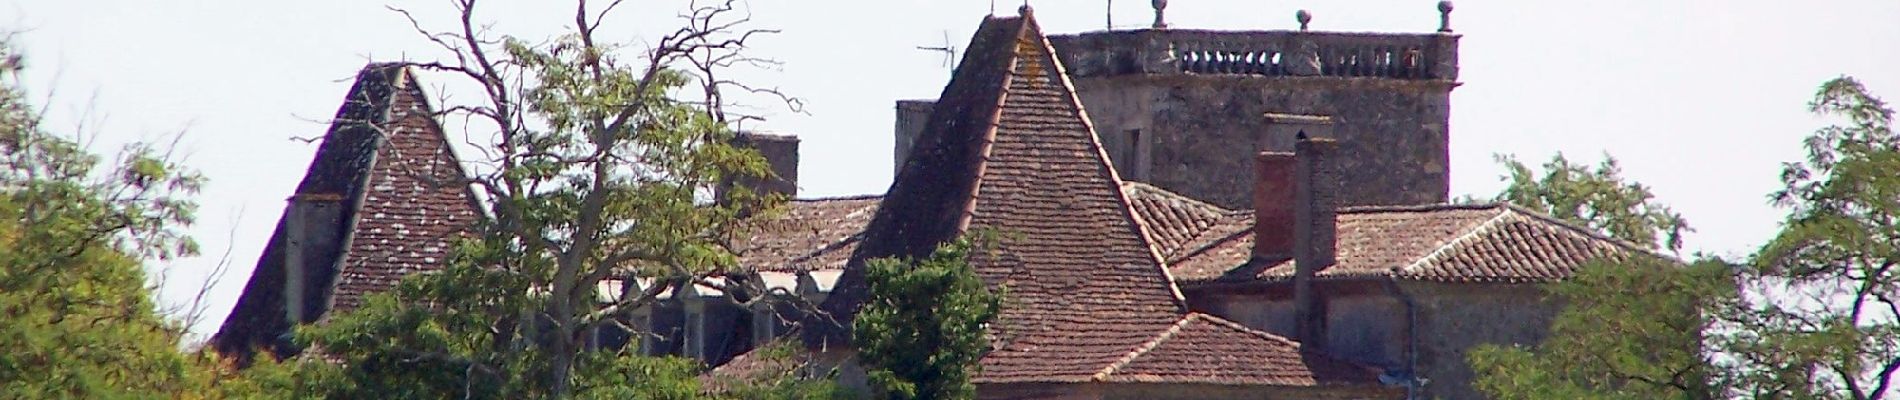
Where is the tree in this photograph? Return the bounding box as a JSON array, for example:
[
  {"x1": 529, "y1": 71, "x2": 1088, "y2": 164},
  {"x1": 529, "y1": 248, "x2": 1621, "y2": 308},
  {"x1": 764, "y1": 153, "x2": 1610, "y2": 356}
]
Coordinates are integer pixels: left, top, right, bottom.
[
  {"x1": 852, "y1": 238, "x2": 1002, "y2": 400},
  {"x1": 1468, "y1": 258, "x2": 1733, "y2": 400},
  {"x1": 1474, "y1": 144, "x2": 1716, "y2": 399},
  {"x1": 1495, "y1": 153, "x2": 1691, "y2": 252},
  {"x1": 1472, "y1": 77, "x2": 1900, "y2": 400},
  {"x1": 1738, "y1": 75, "x2": 1900, "y2": 399},
  {"x1": 0, "y1": 36, "x2": 227, "y2": 397},
  {"x1": 267, "y1": 0, "x2": 825, "y2": 398}
]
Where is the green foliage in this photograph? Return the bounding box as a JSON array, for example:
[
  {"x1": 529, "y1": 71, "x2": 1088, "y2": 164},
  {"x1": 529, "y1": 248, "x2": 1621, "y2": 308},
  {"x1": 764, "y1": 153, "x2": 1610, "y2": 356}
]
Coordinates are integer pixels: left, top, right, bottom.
[
  {"x1": 1495, "y1": 153, "x2": 1689, "y2": 252},
  {"x1": 0, "y1": 36, "x2": 221, "y2": 398},
  {"x1": 1738, "y1": 75, "x2": 1900, "y2": 399},
  {"x1": 1474, "y1": 77, "x2": 1900, "y2": 400},
  {"x1": 1469, "y1": 258, "x2": 1733, "y2": 400},
  {"x1": 853, "y1": 239, "x2": 1002, "y2": 400}
]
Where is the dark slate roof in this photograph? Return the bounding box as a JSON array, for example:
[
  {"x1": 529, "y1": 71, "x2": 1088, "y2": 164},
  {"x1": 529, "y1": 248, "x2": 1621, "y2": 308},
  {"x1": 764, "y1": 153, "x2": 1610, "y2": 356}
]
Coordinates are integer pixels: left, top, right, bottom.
[
  {"x1": 211, "y1": 64, "x2": 479, "y2": 359},
  {"x1": 1099, "y1": 313, "x2": 1385, "y2": 386},
  {"x1": 1171, "y1": 203, "x2": 1647, "y2": 283}
]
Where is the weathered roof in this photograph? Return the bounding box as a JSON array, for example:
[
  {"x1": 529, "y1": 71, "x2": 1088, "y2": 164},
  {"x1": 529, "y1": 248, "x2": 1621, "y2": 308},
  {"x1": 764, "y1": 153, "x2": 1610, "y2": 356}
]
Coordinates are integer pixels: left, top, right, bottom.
[
  {"x1": 212, "y1": 64, "x2": 480, "y2": 359},
  {"x1": 1122, "y1": 181, "x2": 1238, "y2": 259},
  {"x1": 1098, "y1": 313, "x2": 1383, "y2": 385},
  {"x1": 733, "y1": 184, "x2": 1234, "y2": 273},
  {"x1": 792, "y1": 10, "x2": 1383, "y2": 387},
  {"x1": 733, "y1": 195, "x2": 880, "y2": 272},
  {"x1": 1171, "y1": 203, "x2": 1646, "y2": 283}
]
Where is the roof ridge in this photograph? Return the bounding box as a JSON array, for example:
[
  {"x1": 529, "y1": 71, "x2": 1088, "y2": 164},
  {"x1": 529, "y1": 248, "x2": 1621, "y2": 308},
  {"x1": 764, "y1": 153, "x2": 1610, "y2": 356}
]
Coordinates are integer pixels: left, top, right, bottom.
[
  {"x1": 790, "y1": 194, "x2": 883, "y2": 202},
  {"x1": 1121, "y1": 181, "x2": 1235, "y2": 214},
  {"x1": 1187, "y1": 312, "x2": 1305, "y2": 350},
  {"x1": 1165, "y1": 215, "x2": 1254, "y2": 264},
  {"x1": 1093, "y1": 314, "x2": 1197, "y2": 381},
  {"x1": 1397, "y1": 207, "x2": 1512, "y2": 275},
  {"x1": 1494, "y1": 203, "x2": 1669, "y2": 259},
  {"x1": 1336, "y1": 202, "x2": 1503, "y2": 214},
  {"x1": 949, "y1": 16, "x2": 1026, "y2": 234}
]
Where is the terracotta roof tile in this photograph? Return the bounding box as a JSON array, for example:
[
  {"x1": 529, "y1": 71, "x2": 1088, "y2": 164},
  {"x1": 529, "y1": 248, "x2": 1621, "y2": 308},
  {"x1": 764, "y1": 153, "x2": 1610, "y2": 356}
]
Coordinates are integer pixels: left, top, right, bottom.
[
  {"x1": 1098, "y1": 313, "x2": 1384, "y2": 386},
  {"x1": 733, "y1": 196, "x2": 880, "y2": 272},
  {"x1": 812, "y1": 13, "x2": 1196, "y2": 383},
  {"x1": 1171, "y1": 204, "x2": 1646, "y2": 283},
  {"x1": 1121, "y1": 181, "x2": 1235, "y2": 259},
  {"x1": 213, "y1": 64, "x2": 479, "y2": 359},
  {"x1": 792, "y1": 13, "x2": 1379, "y2": 388},
  {"x1": 328, "y1": 68, "x2": 481, "y2": 311},
  {"x1": 735, "y1": 184, "x2": 1229, "y2": 274}
]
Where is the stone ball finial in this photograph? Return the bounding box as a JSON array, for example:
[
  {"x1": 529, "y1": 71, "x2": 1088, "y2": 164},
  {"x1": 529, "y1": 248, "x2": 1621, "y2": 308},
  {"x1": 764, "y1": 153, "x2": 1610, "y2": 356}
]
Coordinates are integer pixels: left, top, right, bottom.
[
  {"x1": 1296, "y1": 9, "x2": 1312, "y2": 31},
  {"x1": 1437, "y1": 1, "x2": 1455, "y2": 32},
  {"x1": 1151, "y1": 0, "x2": 1169, "y2": 29},
  {"x1": 1019, "y1": 3, "x2": 1034, "y2": 17}
]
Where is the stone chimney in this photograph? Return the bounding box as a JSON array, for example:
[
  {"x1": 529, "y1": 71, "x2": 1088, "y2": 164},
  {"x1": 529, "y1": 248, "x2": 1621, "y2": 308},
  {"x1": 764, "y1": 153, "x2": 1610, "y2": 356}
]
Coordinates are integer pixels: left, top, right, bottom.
[
  {"x1": 731, "y1": 132, "x2": 800, "y2": 199},
  {"x1": 893, "y1": 100, "x2": 936, "y2": 174},
  {"x1": 1291, "y1": 137, "x2": 1339, "y2": 348},
  {"x1": 283, "y1": 192, "x2": 346, "y2": 324}
]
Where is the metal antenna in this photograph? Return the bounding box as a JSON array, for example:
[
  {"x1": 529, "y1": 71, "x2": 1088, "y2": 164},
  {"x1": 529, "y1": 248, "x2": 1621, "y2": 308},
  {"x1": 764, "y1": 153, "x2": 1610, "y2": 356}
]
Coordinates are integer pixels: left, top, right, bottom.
[
  {"x1": 915, "y1": 30, "x2": 959, "y2": 68},
  {"x1": 1107, "y1": 0, "x2": 1113, "y2": 30}
]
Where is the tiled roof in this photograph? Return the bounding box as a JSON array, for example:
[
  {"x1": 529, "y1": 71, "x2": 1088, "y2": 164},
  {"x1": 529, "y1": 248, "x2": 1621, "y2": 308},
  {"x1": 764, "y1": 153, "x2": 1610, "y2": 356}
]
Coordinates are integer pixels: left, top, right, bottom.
[
  {"x1": 1171, "y1": 203, "x2": 1646, "y2": 283},
  {"x1": 732, "y1": 185, "x2": 1235, "y2": 273},
  {"x1": 1122, "y1": 181, "x2": 1237, "y2": 259},
  {"x1": 1098, "y1": 313, "x2": 1383, "y2": 386},
  {"x1": 212, "y1": 64, "x2": 479, "y2": 359},
  {"x1": 796, "y1": 11, "x2": 1380, "y2": 388},
  {"x1": 812, "y1": 11, "x2": 1189, "y2": 383},
  {"x1": 328, "y1": 68, "x2": 481, "y2": 311},
  {"x1": 733, "y1": 195, "x2": 880, "y2": 272}
]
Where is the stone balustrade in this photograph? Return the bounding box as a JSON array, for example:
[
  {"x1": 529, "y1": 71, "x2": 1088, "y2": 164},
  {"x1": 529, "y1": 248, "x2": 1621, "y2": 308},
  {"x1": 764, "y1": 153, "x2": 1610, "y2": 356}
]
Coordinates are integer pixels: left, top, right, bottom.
[{"x1": 1049, "y1": 29, "x2": 1459, "y2": 81}]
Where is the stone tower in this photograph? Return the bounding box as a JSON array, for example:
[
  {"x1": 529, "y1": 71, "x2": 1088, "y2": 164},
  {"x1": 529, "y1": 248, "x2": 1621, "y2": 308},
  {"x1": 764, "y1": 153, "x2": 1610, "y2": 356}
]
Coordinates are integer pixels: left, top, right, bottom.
[{"x1": 1039, "y1": 10, "x2": 1461, "y2": 209}]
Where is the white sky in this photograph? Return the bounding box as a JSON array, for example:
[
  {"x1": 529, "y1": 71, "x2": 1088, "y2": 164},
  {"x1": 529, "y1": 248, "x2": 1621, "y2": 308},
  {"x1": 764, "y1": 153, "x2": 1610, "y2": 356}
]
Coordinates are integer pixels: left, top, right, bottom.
[{"x1": 7, "y1": 0, "x2": 1898, "y2": 338}]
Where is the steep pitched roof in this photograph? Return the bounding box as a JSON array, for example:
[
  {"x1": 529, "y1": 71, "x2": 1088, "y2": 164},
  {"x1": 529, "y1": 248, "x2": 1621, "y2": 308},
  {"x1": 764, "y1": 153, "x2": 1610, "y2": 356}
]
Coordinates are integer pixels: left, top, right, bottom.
[
  {"x1": 797, "y1": 10, "x2": 1384, "y2": 387},
  {"x1": 212, "y1": 64, "x2": 479, "y2": 358},
  {"x1": 1171, "y1": 203, "x2": 1648, "y2": 283}
]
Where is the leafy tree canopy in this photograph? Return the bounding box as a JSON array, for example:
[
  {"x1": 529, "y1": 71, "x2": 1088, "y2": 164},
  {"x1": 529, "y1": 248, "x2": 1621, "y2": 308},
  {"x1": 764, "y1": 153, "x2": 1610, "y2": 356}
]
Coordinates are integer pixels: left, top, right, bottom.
[{"x1": 853, "y1": 238, "x2": 1002, "y2": 400}]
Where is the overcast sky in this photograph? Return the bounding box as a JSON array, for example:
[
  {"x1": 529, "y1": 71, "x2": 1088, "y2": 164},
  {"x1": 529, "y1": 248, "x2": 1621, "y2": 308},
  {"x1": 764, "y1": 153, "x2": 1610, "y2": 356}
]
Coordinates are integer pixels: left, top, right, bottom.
[{"x1": 8, "y1": 0, "x2": 1898, "y2": 339}]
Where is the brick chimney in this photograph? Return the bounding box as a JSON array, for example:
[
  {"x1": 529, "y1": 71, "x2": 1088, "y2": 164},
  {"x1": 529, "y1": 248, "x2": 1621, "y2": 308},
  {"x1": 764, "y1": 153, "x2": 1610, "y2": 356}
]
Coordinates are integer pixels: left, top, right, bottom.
[
  {"x1": 1252, "y1": 151, "x2": 1297, "y2": 260},
  {"x1": 1291, "y1": 136, "x2": 1339, "y2": 347},
  {"x1": 729, "y1": 132, "x2": 800, "y2": 200}
]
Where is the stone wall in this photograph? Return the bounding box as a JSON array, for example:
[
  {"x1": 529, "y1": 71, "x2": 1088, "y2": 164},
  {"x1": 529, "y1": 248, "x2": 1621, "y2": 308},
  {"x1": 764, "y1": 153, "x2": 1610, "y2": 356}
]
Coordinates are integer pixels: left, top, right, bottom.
[
  {"x1": 1068, "y1": 75, "x2": 1453, "y2": 209},
  {"x1": 1187, "y1": 280, "x2": 1564, "y2": 400},
  {"x1": 1402, "y1": 282, "x2": 1559, "y2": 400},
  {"x1": 1047, "y1": 29, "x2": 1458, "y2": 210},
  {"x1": 1188, "y1": 280, "x2": 1406, "y2": 369}
]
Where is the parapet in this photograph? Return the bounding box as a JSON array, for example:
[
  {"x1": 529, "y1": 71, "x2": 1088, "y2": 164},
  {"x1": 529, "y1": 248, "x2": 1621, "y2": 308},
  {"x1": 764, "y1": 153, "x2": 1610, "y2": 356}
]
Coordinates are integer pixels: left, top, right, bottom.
[{"x1": 1049, "y1": 29, "x2": 1459, "y2": 81}]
